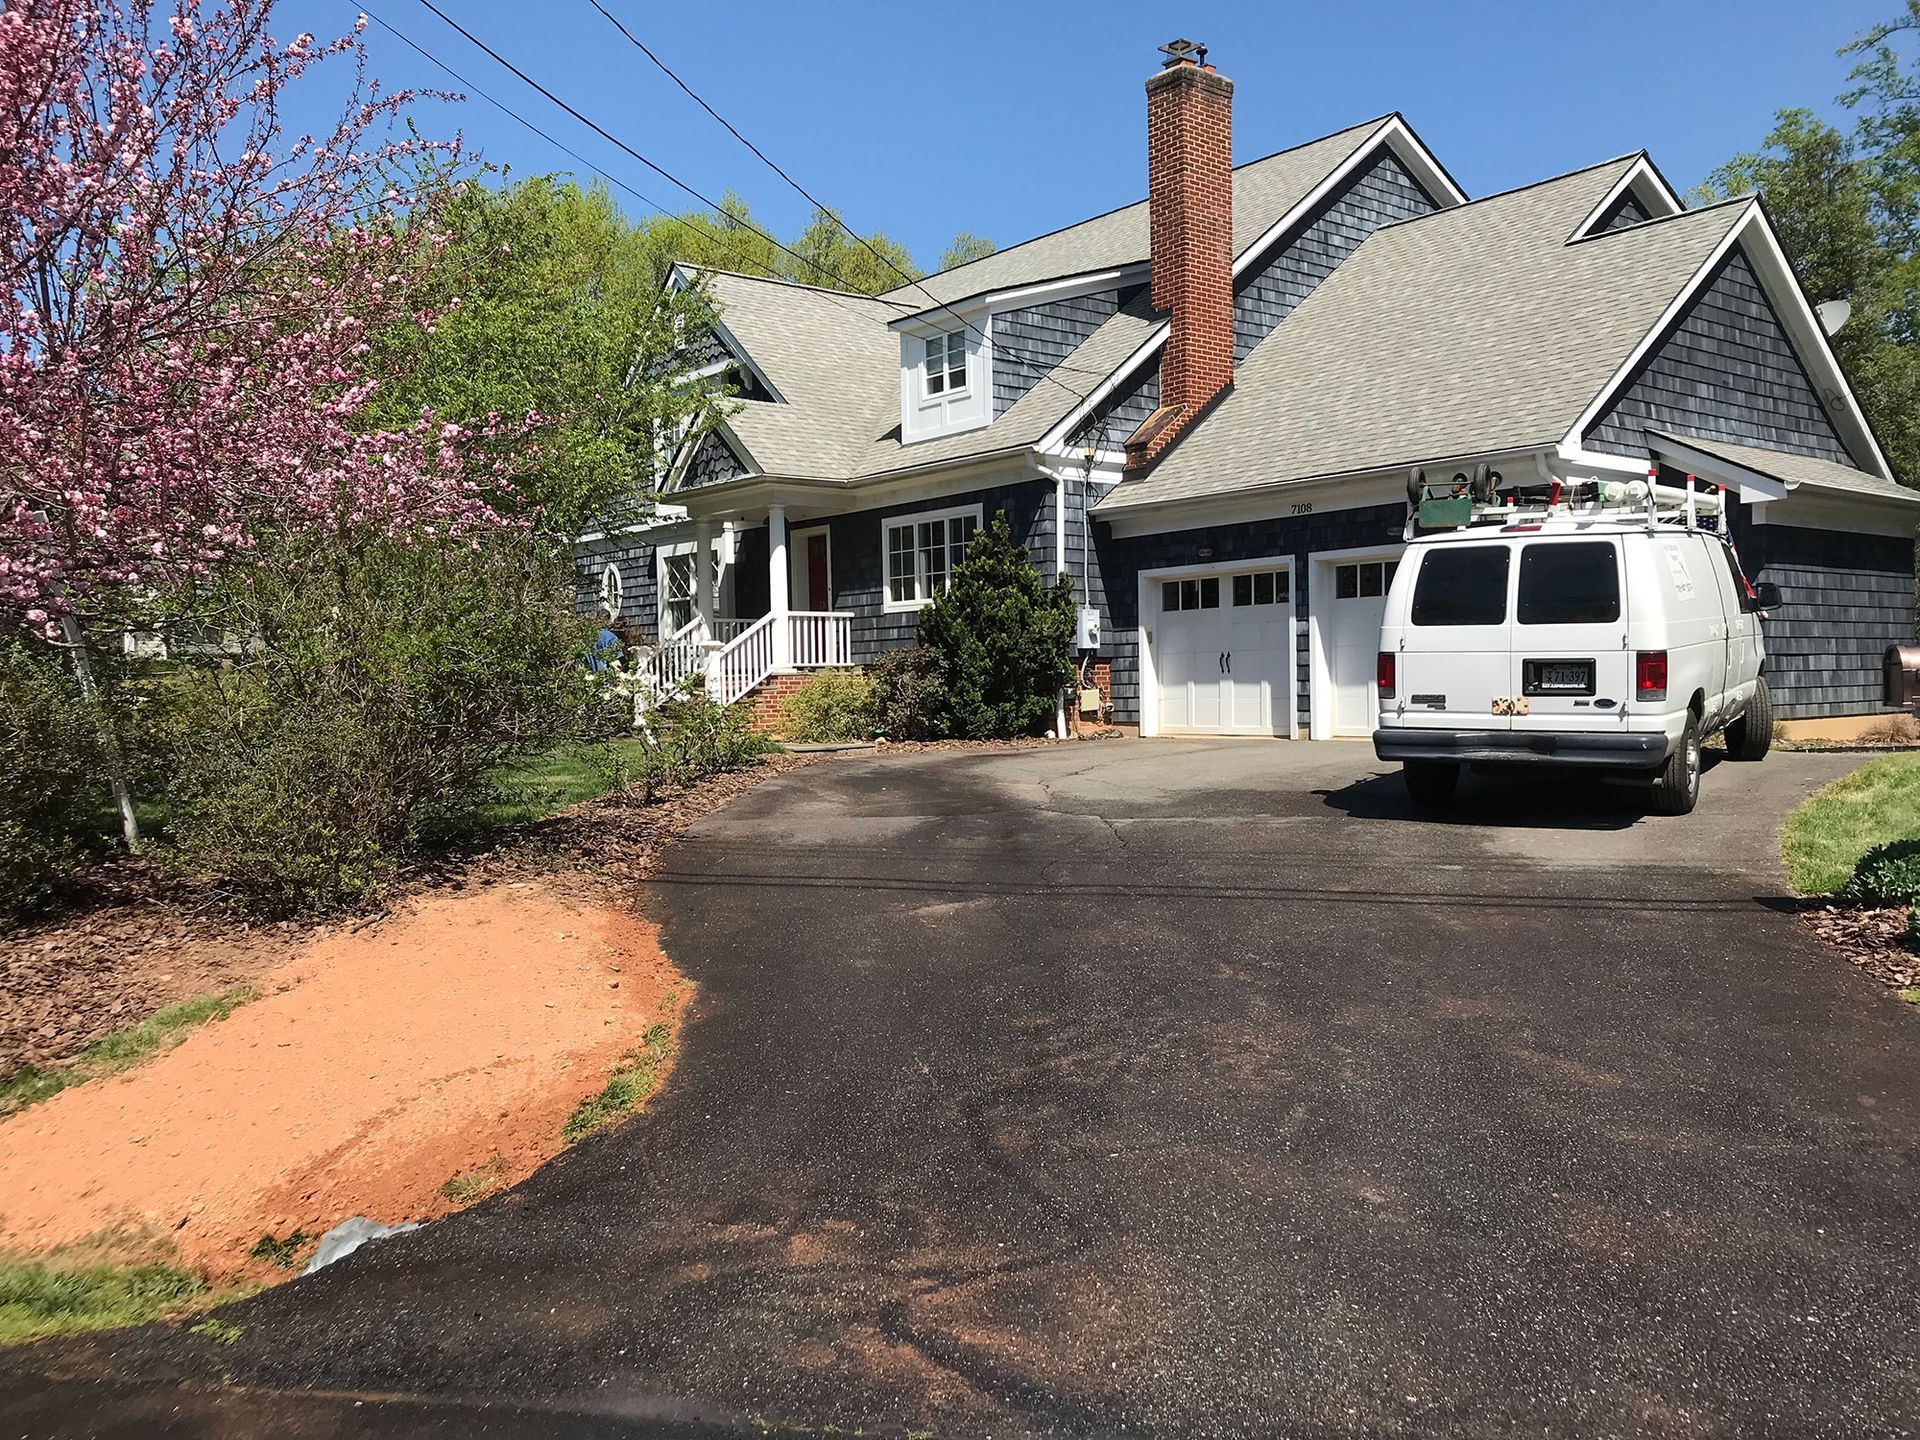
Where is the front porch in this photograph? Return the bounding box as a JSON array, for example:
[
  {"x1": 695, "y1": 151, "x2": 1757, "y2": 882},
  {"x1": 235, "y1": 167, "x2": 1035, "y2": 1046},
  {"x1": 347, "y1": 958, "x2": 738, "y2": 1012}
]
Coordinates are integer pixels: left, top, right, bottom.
[{"x1": 638, "y1": 502, "x2": 853, "y2": 709}]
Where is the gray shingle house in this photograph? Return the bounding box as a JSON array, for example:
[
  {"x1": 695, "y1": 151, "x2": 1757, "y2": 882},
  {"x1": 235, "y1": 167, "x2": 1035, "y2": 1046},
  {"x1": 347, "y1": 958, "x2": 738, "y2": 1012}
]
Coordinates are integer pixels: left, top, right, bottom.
[{"x1": 578, "y1": 45, "x2": 1918, "y2": 738}]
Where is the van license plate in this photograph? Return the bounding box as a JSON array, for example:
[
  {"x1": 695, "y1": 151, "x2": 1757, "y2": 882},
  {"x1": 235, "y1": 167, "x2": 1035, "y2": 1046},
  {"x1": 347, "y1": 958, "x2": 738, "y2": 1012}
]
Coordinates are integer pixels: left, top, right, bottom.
[{"x1": 1524, "y1": 660, "x2": 1594, "y2": 696}]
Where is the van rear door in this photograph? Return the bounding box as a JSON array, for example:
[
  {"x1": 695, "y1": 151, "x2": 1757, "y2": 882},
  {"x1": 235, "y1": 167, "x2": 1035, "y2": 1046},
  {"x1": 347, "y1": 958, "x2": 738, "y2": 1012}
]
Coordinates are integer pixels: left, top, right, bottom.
[
  {"x1": 1397, "y1": 542, "x2": 1513, "y2": 731},
  {"x1": 1509, "y1": 539, "x2": 1631, "y2": 735}
]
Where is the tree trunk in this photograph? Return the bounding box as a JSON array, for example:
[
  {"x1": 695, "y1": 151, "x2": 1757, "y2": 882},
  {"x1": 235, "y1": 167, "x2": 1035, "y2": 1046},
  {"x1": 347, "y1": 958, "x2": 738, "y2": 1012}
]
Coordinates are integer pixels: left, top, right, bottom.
[{"x1": 59, "y1": 615, "x2": 141, "y2": 853}]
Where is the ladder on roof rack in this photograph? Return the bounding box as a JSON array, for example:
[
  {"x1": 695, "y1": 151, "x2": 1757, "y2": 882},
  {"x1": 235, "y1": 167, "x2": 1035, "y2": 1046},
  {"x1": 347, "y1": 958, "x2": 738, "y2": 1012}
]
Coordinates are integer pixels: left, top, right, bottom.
[{"x1": 1405, "y1": 463, "x2": 1725, "y2": 540}]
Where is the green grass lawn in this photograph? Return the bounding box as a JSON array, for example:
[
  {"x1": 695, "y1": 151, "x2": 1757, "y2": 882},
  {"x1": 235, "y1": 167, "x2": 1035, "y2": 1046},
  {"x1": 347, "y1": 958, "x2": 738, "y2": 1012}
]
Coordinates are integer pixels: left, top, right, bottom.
[
  {"x1": 466, "y1": 739, "x2": 654, "y2": 829},
  {"x1": 0, "y1": 988, "x2": 255, "y2": 1118},
  {"x1": 0, "y1": 1235, "x2": 254, "y2": 1346},
  {"x1": 1781, "y1": 753, "x2": 1920, "y2": 895}
]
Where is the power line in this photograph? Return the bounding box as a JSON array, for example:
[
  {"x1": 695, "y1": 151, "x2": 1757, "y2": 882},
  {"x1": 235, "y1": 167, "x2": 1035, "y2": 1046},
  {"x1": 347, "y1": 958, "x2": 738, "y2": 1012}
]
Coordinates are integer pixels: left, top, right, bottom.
[
  {"x1": 359, "y1": 4, "x2": 676, "y2": 220},
  {"x1": 578, "y1": 0, "x2": 1111, "y2": 403}
]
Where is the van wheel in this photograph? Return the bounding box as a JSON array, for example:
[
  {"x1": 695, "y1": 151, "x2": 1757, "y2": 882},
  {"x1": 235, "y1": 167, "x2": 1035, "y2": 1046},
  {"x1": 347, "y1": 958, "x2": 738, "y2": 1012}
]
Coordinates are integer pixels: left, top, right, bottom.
[
  {"x1": 1652, "y1": 715, "x2": 1702, "y2": 815},
  {"x1": 1404, "y1": 761, "x2": 1459, "y2": 809},
  {"x1": 1726, "y1": 676, "x2": 1774, "y2": 761}
]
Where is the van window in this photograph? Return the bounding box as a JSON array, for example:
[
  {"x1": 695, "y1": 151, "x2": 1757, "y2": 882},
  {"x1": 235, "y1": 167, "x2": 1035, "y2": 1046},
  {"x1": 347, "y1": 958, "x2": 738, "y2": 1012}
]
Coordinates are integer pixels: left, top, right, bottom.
[
  {"x1": 1517, "y1": 542, "x2": 1619, "y2": 625},
  {"x1": 1411, "y1": 546, "x2": 1509, "y2": 627},
  {"x1": 1715, "y1": 543, "x2": 1759, "y2": 613}
]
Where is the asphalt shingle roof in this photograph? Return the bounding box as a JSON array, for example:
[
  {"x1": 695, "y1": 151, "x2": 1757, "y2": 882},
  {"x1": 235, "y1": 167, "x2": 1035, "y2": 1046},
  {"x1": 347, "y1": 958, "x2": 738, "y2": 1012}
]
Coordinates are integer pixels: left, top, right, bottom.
[
  {"x1": 882, "y1": 118, "x2": 1394, "y2": 313},
  {"x1": 681, "y1": 119, "x2": 1401, "y2": 486},
  {"x1": 1096, "y1": 161, "x2": 1755, "y2": 515},
  {"x1": 1652, "y1": 431, "x2": 1919, "y2": 505}
]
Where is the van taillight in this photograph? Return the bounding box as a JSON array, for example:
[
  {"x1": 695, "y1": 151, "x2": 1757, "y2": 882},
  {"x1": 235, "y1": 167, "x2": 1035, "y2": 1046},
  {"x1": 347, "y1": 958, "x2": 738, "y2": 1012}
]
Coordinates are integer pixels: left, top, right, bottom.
[
  {"x1": 1636, "y1": 650, "x2": 1668, "y2": 701},
  {"x1": 1377, "y1": 651, "x2": 1396, "y2": 698}
]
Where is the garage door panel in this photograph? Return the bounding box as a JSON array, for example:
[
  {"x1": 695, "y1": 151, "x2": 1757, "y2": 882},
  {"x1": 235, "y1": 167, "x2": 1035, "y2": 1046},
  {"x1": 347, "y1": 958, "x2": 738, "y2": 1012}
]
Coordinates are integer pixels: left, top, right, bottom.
[
  {"x1": 1154, "y1": 565, "x2": 1291, "y2": 737},
  {"x1": 1322, "y1": 556, "x2": 1402, "y2": 738}
]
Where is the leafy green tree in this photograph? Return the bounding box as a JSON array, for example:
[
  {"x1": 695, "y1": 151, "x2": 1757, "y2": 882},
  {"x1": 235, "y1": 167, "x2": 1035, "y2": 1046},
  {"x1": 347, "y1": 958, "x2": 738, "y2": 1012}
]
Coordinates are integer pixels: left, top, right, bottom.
[
  {"x1": 916, "y1": 516, "x2": 1075, "y2": 739},
  {"x1": 938, "y1": 232, "x2": 997, "y2": 271},
  {"x1": 372, "y1": 175, "x2": 722, "y2": 533},
  {"x1": 1697, "y1": 5, "x2": 1920, "y2": 484},
  {"x1": 783, "y1": 206, "x2": 921, "y2": 293}
]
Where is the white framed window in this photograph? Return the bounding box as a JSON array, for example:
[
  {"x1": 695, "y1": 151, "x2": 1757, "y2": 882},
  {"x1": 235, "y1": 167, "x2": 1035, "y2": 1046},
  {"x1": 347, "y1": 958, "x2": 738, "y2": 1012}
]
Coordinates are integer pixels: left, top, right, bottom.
[
  {"x1": 661, "y1": 550, "x2": 697, "y2": 633},
  {"x1": 883, "y1": 503, "x2": 982, "y2": 610},
  {"x1": 923, "y1": 330, "x2": 967, "y2": 396},
  {"x1": 599, "y1": 563, "x2": 623, "y2": 621}
]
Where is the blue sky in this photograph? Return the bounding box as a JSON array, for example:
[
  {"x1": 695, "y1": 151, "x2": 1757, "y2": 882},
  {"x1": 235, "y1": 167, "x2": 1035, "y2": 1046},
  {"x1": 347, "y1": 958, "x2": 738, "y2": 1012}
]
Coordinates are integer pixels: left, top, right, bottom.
[{"x1": 283, "y1": 1, "x2": 1893, "y2": 270}]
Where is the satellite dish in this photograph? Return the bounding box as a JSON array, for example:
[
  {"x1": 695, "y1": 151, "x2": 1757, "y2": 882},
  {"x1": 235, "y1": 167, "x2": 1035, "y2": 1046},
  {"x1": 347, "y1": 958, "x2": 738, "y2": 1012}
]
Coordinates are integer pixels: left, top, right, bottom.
[{"x1": 1816, "y1": 299, "x2": 1852, "y2": 337}]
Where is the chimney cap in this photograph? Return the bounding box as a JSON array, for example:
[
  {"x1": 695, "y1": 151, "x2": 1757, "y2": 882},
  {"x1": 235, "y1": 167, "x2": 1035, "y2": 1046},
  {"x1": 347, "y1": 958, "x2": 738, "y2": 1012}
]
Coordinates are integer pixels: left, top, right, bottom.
[{"x1": 1158, "y1": 38, "x2": 1209, "y2": 69}]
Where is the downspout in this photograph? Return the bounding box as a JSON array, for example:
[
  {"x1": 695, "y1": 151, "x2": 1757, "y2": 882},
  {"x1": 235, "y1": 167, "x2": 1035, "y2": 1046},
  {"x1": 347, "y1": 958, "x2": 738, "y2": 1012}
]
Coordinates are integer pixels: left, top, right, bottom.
[{"x1": 1034, "y1": 457, "x2": 1075, "y2": 738}]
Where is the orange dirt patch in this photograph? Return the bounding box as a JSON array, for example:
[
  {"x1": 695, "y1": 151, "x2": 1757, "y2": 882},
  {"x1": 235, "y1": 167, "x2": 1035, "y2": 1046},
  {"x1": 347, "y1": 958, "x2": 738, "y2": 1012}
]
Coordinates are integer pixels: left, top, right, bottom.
[{"x1": 0, "y1": 882, "x2": 683, "y2": 1274}]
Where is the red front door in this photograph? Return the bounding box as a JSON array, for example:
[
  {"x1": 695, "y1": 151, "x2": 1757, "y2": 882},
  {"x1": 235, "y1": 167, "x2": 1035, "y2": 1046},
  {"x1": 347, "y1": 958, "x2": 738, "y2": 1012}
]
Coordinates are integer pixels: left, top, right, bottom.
[{"x1": 805, "y1": 533, "x2": 830, "y2": 610}]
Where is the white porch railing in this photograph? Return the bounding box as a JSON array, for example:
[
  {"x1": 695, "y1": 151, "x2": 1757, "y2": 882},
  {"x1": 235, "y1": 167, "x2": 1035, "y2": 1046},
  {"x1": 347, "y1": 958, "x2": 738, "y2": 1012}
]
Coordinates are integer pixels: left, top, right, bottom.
[
  {"x1": 636, "y1": 615, "x2": 711, "y2": 700},
  {"x1": 634, "y1": 611, "x2": 857, "y2": 720},
  {"x1": 787, "y1": 611, "x2": 853, "y2": 668},
  {"x1": 709, "y1": 613, "x2": 778, "y2": 706}
]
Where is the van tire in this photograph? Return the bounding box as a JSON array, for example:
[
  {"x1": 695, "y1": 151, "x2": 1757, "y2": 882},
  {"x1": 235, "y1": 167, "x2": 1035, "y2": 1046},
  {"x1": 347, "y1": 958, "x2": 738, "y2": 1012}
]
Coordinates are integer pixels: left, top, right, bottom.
[
  {"x1": 1404, "y1": 761, "x2": 1460, "y2": 809},
  {"x1": 1652, "y1": 715, "x2": 1702, "y2": 815},
  {"x1": 1726, "y1": 676, "x2": 1774, "y2": 761}
]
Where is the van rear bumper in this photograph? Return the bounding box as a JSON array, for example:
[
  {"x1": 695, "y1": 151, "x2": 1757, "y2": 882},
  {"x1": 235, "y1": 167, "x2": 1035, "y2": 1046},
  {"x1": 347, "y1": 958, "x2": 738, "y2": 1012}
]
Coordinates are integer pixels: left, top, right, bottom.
[{"x1": 1372, "y1": 728, "x2": 1670, "y2": 770}]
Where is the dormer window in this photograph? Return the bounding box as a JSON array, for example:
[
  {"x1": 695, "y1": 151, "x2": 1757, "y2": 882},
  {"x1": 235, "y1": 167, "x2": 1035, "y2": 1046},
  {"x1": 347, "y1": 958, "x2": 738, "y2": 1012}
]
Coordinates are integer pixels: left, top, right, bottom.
[{"x1": 924, "y1": 330, "x2": 968, "y2": 396}]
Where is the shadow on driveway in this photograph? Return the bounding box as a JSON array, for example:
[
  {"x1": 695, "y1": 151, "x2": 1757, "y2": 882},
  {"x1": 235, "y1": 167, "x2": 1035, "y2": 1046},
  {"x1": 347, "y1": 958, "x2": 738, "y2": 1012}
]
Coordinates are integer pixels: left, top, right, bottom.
[{"x1": 1317, "y1": 753, "x2": 1730, "y2": 830}]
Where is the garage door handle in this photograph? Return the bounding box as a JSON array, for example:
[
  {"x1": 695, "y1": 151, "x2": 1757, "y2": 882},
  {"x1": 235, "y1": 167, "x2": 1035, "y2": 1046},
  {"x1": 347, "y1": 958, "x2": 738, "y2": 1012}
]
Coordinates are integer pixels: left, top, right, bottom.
[
  {"x1": 1225, "y1": 652, "x2": 1232, "y2": 674},
  {"x1": 1218, "y1": 651, "x2": 1225, "y2": 674}
]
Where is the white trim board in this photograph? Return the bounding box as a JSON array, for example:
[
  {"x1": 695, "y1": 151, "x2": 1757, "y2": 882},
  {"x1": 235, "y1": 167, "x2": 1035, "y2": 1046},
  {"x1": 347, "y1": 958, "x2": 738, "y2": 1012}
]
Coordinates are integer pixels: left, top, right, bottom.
[{"x1": 1567, "y1": 153, "x2": 1683, "y2": 242}]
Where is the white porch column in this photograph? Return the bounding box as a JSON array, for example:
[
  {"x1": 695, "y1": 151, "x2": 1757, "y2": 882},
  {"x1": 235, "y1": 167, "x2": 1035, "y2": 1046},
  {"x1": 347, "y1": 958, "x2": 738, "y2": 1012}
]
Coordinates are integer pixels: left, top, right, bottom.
[
  {"x1": 768, "y1": 504, "x2": 792, "y2": 669},
  {"x1": 693, "y1": 519, "x2": 715, "y2": 633}
]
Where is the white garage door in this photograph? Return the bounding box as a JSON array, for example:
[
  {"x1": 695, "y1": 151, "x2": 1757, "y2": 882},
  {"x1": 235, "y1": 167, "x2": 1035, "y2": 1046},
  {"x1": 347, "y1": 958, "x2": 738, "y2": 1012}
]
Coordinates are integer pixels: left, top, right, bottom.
[
  {"x1": 1323, "y1": 556, "x2": 1399, "y2": 736},
  {"x1": 1154, "y1": 566, "x2": 1293, "y2": 736}
]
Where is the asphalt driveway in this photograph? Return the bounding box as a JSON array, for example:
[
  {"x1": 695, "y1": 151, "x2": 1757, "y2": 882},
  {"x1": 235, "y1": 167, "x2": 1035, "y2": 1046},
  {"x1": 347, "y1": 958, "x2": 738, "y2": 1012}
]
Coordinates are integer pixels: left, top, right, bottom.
[{"x1": 6, "y1": 743, "x2": 1918, "y2": 1437}]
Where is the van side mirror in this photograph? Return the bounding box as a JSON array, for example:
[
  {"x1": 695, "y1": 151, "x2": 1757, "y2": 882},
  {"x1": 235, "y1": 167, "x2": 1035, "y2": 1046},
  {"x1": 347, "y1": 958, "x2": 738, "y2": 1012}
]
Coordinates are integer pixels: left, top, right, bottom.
[{"x1": 1752, "y1": 581, "x2": 1782, "y2": 611}]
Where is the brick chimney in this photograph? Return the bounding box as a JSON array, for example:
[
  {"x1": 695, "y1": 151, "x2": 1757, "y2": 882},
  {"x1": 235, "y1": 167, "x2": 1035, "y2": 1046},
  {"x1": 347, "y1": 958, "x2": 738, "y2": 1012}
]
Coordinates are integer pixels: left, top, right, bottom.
[{"x1": 1127, "y1": 40, "x2": 1234, "y2": 471}]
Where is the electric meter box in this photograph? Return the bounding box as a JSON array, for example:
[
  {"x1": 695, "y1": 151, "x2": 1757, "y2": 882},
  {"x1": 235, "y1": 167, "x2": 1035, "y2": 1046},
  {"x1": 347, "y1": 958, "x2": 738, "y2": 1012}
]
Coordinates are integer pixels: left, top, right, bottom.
[{"x1": 1076, "y1": 606, "x2": 1101, "y2": 652}]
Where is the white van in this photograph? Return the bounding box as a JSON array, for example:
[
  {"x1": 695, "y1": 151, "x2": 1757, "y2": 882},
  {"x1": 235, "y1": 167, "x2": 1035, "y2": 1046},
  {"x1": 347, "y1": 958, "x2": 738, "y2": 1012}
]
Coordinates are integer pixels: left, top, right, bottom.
[{"x1": 1373, "y1": 506, "x2": 1780, "y2": 814}]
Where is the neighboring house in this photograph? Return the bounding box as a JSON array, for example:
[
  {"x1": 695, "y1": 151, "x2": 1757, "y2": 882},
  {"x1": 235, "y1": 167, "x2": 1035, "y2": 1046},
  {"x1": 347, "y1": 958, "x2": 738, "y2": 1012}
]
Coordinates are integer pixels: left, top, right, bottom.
[{"x1": 577, "y1": 42, "x2": 1919, "y2": 737}]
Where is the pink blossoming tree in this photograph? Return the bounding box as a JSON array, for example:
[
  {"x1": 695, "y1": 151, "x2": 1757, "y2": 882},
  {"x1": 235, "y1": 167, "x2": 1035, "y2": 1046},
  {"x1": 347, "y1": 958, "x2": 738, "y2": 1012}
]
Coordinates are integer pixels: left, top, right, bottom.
[{"x1": 0, "y1": 0, "x2": 526, "y2": 845}]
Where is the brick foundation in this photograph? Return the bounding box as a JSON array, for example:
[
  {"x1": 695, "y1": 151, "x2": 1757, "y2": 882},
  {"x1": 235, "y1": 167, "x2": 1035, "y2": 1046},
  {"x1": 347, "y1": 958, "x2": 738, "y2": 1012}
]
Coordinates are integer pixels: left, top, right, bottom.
[{"x1": 743, "y1": 672, "x2": 814, "y2": 734}]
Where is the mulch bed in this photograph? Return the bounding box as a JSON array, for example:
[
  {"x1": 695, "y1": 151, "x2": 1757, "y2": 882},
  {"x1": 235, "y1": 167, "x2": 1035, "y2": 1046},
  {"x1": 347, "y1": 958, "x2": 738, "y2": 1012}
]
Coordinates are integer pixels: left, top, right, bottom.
[
  {"x1": 1800, "y1": 904, "x2": 1920, "y2": 993},
  {"x1": 0, "y1": 752, "x2": 818, "y2": 1076}
]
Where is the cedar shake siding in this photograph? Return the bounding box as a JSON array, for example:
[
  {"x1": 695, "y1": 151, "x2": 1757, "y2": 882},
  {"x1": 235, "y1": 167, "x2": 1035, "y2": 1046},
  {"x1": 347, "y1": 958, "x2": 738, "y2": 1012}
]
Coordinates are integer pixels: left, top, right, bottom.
[
  {"x1": 1090, "y1": 501, "x2": 1409, "y2": 727},
  {"x1": 1594, "y1": 190, "x2": 1653, "y2": 235},
  {"x1": 1585, "y1": 246, "x2": 1853, "y2": 465},
  {"x1": 992, "y1": 289, "x2": 1130, "y2": 418},
  {"x1": 1728, "y1": 510, "x2": 1917, "y2": 719},
  {"x1": 681, "y1": 431, "x2": 750, "y2": 489},
  {"x1": 1231, "y1": 147, "x2": 1439, "y2": 361},
  {"x1": 573, "y1": 534, "x2": 658, "y2": 640},
  {"x1": 727, "y1": 481, "x2": 1055, "y2": 665}
]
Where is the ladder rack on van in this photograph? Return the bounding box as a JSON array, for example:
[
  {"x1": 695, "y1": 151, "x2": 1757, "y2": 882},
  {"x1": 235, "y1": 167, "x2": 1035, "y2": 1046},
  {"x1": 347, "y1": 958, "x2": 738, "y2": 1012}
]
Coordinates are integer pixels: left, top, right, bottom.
[{"x1": 1406, "y1": 463, "x2": 1724, "y2": 540}]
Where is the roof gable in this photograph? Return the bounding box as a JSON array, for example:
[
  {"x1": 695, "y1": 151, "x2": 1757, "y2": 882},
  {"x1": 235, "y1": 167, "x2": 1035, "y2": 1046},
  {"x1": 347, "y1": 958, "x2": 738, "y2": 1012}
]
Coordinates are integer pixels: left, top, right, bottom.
[
  {"x1": 1098, "y1": 158, "x2": 1754, "y2": 514},
  {"x1": 1583, "y1": 244, "x2": 1852, "y2": 466}
]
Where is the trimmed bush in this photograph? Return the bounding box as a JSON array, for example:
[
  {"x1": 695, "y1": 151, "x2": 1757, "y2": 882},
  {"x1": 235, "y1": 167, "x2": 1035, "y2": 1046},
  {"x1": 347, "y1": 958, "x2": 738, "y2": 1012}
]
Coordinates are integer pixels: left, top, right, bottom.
[
  {"x1": 870, "y1": 645, "x2": 949, "y2": 741},
  {"x1": 916, "y1": 515, "x2": 1075, "y2": 740},
  {"x1": 0, "y1": 641, "x2": 108, "y2": 922},
  {"x1": 160, "y1": 534, "x2": 596, "y2": 914},
  {"x1": 780, "y1": 669, "x2": 875, "y2": 743},
  {"x1": 1843, "y1": 839, "x2": 1920, "y2": 907}
]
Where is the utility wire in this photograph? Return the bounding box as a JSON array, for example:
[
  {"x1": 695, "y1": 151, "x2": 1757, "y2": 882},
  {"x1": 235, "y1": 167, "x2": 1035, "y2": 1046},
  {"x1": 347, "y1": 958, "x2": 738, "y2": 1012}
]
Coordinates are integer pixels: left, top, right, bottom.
[
  {"x1": 360, "y1": 3, "x2": 676, "y2": 221},
  {"x1": 578, "y1": 0, "x2": 1111, "y2": 403}
]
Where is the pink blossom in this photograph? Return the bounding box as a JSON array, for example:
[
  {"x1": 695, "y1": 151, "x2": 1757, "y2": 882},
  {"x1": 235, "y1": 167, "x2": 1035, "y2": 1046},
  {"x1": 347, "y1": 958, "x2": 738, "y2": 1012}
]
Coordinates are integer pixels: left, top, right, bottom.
[{"x1": 0, "y1": 0, "x2": 528, "y2": 625}]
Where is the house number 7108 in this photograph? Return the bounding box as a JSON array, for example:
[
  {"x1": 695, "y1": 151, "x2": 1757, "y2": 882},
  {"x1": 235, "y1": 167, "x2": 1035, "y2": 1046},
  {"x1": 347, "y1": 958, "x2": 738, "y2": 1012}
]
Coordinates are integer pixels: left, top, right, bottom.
[{"x1": 1289, "y1": 502, "x2": 1314, "y2": 515}]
